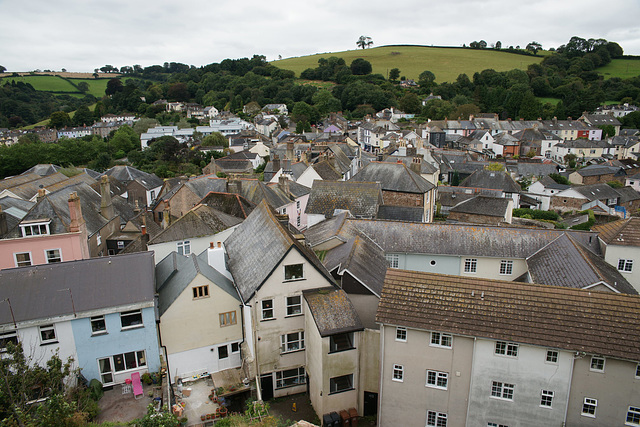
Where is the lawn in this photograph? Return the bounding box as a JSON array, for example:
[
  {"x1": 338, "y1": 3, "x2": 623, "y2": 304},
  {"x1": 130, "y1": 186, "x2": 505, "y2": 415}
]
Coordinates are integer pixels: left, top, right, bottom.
[
  {"x1": 272, "y1": 45, "x2": 545, "y2": 83},
  {"x1": 68, "y1": 78, "x2": 109, "y2": 97},
  {"x1": 0, "y1": 75, "x2": 79, "y2": 92},
  {"x1": 597, "y1": 59, "x2": 640, "y2": 79},
  {"x1": 537, "y1": 97, "x2": 561, "y2": 105}
]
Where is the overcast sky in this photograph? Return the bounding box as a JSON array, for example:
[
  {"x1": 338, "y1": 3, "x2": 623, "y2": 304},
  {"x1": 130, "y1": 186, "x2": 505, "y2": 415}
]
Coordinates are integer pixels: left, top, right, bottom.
[{"x1": 1, "y1": 0, "x2": 639, "y2": 72}]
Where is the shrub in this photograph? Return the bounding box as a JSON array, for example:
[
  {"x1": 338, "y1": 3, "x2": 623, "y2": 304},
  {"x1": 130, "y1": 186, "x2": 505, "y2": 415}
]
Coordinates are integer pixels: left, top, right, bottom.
[{"x1": 512, "y1": 208, "x2": 560, "y2": 221}]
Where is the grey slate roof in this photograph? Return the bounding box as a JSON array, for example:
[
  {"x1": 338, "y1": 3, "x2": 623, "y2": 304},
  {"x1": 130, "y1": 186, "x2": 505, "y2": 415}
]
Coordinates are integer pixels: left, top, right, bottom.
[
  {"x1": 306, "y1": 181, "x2": 382, "y2": 218},
  {"x1": 20, "y1": 164, "x2": 61, "y2": 177},
  {"x1": 0, "y1": 252, "x2": 155, "y2": 326},
  {"x1": 512, "y1": 162, "x2": 560, "y2": 178},
  {"x1": 103, "y1": 165, "x2": 159, "y2": 185},
  {"x1": 199, "y1": 192, "x2": 255, "y2": 219},
  {"x1": 537, "y1": 175, "x2": 570, "y2": 191},
  {"x1": 449, "y1": 195, "x2": 511, "y2": 217},
  {"x1": 376, "y1": 205, "x2": 424, "y2": 222},
  {"x1": 303, "y1": 212, "x2": 350, "y2": 248},
  {"x1": 303, "y1": 289, "x2": 364, "y2": 337},
  {"x1": 225, "y1": 200, "x2": 336, "y2": 302},
  {"x1": 185, "y1": 176, "x2": 228, "y2": 199},
  {"x1": 576, "y1": 165, "x2": 620, "y2": 177},
  {"x1": 572, "y1": 184, "x2": 621, "y2": 201},
  {"x1": 350, "y1": 161, "x2": 435, "y2": 194},
  {"x1": 527, "y1": 233, "x2": 636, "y2": 294},
  {"x1": 459, "y1": 169, "x2": 521, "y2": 193},
  {"x1": 156, "y1": 252, "x2": 239, "y2": 316},
  {"x1": 312, "y1": 160, "x2": 342, "y2": 181},
  {"x1": 132, "y1": 173, "x2": 164, "y2": 191},
  {"x1": 615, "y1": 186, "x2": 640, "y2": 204},
  {"x1": 4, "y1": 172, "x2": 69, "y2": 200},
  {"x1": 323, "y1": 234, "x2": 386, "y2": 297},
  {"x1": 148, "y1": 204, "x2": 242, "y2": 245},
  {"x1": 0, "y1": 196, "x2": 34, "y2": 234}
]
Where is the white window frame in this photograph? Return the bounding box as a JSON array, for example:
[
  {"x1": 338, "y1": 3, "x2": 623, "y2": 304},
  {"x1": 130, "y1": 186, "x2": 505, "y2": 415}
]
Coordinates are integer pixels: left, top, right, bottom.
[
  {"x1": 20, "y1": 221, "x2": 50, "y2": 237},
  {"x1": 495, "y1": 341, "x2": 518, "y2": 357},
  {"x1": 627, "y1": 406, "x2": 640, "y2": 426},
  {"x1": 590, "y1": 356, "x2": 605, "y2": 372},
  {"x1": 499, "y1": 260, "x2": 513, "y2": 275},
  {"x1": 39, "y1": 324, "x2": 57, "y2": 344},
  {"x1": 582, "y1": 397, "x2": 597, "y2": 417},
  {"x1": 491, "y1": 381, "x2": 514, "y2": 401},
  {"x1": 261, "y1": 299, "x2": 274, "y2": 320},
  {"x1": 393, "y1": 364, "x2": 404, "y2": 382},
  {"x1": 618, "y1": 259, "x2": 633, "y2": 272},
  {"x1": 280, "y1": 331, "x2": 305, "y2": 353},
  {"x1": 546, "y1": 349, "x2": 558, "y2": 364},
  {"x1": 430, "y1": 332, "x2": 452, "y2": 348},
  {"x1": 0, "y1": 331, "x2": 18, "y2": 352},
  {"x1": 177, "y1": 240, "x2": 191, "y2": 256},
  {"x1": 284, "y1": 263, "x2": 304, "y2": 281},
  {"x1": 275, "y1": 367, "x2": 306, "y2": 389},
  {"x1": 464, "y1": 258, "x2": 477, "y2": 273},
  {"x1": 396, "y1": 327, "x2": 407, "y2": 342},
  {"x1": 386, "y1": 254, "x2": 399, "y2": 269},
  {"x1": 45, "y1": 248, "x2": 62, "y2": 263},
  {"x1": 426, "y1": 410, "x2": 447, "y2": 427},
  {"x1": 120, "y1": 309, "x2": 143, "y2": 330},
  {"x1": 286, "y1": 295, "x2": 302, "y2": 316},
  {"x1": 540, "y1": 390, "x2": 554, "y2": 408},
  {"x1": 426, "y1": 370, "x2": 448, "y2": 390},
  {"x1": 96, "y1": 233, "x2": 102, "y2": 246},
  {"x1": 91, "y1": 315, "x2": 107, "y2": 335},
  {"x1": 14, "y1": 252, "x2": 32, "y2": 267}
]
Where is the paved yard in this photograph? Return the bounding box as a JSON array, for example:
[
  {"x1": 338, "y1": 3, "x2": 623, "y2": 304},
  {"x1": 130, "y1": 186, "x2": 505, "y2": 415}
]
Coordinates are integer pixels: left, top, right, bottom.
[{"x1": 95, "y1": 383, "x2": 158, "y2": 424}]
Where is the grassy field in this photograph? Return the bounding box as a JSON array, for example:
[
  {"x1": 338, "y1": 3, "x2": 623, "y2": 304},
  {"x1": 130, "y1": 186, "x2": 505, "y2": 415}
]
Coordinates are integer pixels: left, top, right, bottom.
[
  {"x1": 68, "y1": 78, "x2": 109, "y2": 97},
  {"x1": 272, "y1": 45, "x2": 545, "y2": 82},
  {"x1": 537, "y1": 97, "x2": 561, "y2": 105},
  {"x1": 598, "y1": 59, "x2": 640, "y2": 79},
  {"x1": 0, "y1": 75, "x2": 78, "y2": 92}
]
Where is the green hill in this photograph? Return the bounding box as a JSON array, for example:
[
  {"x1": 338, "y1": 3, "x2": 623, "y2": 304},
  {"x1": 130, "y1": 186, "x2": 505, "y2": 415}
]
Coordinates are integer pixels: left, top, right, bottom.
[
  {"x1": 272, "y1": 45, "x2": 545, "y2": 83},
  {"x1": 0, "y1": 75, "x2": 107, "y2": 97}
]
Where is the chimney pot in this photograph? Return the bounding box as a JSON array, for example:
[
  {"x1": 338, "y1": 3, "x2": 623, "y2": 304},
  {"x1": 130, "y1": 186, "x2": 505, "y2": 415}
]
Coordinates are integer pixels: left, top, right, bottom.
[
  {"x1": 217, "y1": 241, "x2": 222, "y2": 248},
  {"x1": 210, "y1": 242, "x2": 214, "y2": 249}
]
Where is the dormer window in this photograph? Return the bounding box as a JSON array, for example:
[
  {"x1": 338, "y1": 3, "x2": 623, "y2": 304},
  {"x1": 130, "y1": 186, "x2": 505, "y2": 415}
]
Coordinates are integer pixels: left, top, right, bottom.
[{"x1": 20, "y1": 220, "x2": 51, "y2": 237}]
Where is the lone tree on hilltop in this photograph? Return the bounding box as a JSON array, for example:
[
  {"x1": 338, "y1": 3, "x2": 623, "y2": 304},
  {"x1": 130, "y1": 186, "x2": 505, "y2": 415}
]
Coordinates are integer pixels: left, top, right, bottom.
[
  {"x1": 0, "y1": 65, "x2": 6, "y2": 73},
  {"x1": 526, "y1": 41, "x2": 542, "y2": 55},
  {"x1": 357, "y1": 36, "x2": 373, "y2": 49}
]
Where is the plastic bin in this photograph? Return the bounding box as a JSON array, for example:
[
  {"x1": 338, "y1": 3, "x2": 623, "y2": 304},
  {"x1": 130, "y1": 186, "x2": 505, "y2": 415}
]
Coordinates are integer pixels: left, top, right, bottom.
[
  {"x1": 348, "y1": 407, "x2": 358, "y2": 427},
  {"x1": 330, "y1": 412, "x2": 340, "y2": 426},
  {"x1": 323, "y1": 413, "x2": 334, "y2": 427},
  {"x1": 340, "y1": 409, "x2": 351, "y2": 426}
]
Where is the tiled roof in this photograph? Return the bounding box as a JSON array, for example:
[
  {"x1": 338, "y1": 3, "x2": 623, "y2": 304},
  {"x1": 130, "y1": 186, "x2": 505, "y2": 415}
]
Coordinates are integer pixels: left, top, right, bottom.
[
  {"x1": 303, "y1": 211, "x2": 350, "y2": 247},
  {"x1": 313, "y1": 160, "x2": 342, "y2": 181},
  {"x1": 376, "y1": 269, "x2": 640, "y2": 361},
  {"x1": 527, "y1": 234, "x2": 636, "y2": 294},
  {"x1": 0, "y1": 252, "x2": 155, "y2": 326},
  {"x1": 593, "y1": 217, "x2": 640, "y2": 246},
  {"x1": 304, "y1": 289, "x2": 364, "y2": 337},
  {"x1": 305, "y1": 181, "x2": 382, "y2": 218},
  {"x1": 350, "y1": 161, "x2": 435, "y2": 194}
]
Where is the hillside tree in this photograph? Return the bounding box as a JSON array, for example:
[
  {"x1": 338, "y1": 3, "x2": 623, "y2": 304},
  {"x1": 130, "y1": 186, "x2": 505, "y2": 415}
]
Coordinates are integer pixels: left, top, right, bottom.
[
  {"x1": 389, "y1": 68, "x2": 400, "y2": 81},
  {"x1": 526, "y1": 41, "x2": 542, "y2": 55},
  {"x1": 356, "y1": 36, "x2": 373, "y2": 49}
]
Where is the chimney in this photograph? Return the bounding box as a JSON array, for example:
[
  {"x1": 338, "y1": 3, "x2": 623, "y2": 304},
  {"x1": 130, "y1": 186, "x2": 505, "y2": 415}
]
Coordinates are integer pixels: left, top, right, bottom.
[
  {"x1": 286, "y1": 142, "x2": 294, "y2": 161},
  {"x1": 226, "y1": 178, "x2": 242, "y2": 195},
  {"x1": 552, "y1": 117, "x2": 557, "y2": 125},
  {"x1": 68, "y1": 192, "x2": 87, "y2": 234},
  {"x1": 0, "y1": 206, "x2": 7, "y2": 236},
  {"x1": 410, "y1": 156, "x2": 422, "y2": 174},
  {"x1": 272, "y1": 154, "x2": 281, "y2": 173},
  {"x1": 162, "y1": 200, "x2": 170, "y2": 229},
  {"x1": 276, "y1": 213, "x2": 289, "y2": 228},
  {"x1": 100, "y1": 175, "x2": 115, "y2": 219},
  {"x1": 207, "y1": 241, "x2": 232, "y2": 280},
  {"x1": 407, "y1": 146, "x2": 417, "y2": 157},
  {"x1": 37, "y1": 188, "x2": 46, "y2": 202},
  {"x1": 278, "y1": 175, "x2": 290, "y2": 196}
]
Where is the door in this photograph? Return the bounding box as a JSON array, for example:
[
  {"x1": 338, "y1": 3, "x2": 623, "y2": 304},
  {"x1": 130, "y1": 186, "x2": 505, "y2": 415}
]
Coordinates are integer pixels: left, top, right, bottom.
[
  {"x1": 98, "y1": 357, "x2": 114, "y2": 385},
  {"x1": 363, "y1": 391, "x2": 378, "y2": 417},
  {"x1": 260, "y1": 373, "x2": 274, "y2": 401}
]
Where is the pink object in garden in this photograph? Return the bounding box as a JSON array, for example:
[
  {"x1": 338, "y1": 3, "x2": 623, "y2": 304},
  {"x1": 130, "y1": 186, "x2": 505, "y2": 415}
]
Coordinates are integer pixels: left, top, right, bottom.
[{"x1": 131, "y1": 372, "x2": 143, "y2": 399}]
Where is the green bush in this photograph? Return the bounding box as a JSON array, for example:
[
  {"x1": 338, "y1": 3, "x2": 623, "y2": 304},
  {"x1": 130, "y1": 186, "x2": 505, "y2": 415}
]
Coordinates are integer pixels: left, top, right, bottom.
[{"x1": 512, "y1": 208, "x2": 560, "y2": 221}]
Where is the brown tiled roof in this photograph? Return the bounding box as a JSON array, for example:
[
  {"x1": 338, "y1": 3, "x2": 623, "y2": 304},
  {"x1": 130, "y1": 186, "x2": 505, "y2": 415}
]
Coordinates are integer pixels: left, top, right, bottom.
[
  {"x1": 593, "y1": 217, "x2": 640, "y2": 247},
  {"x1": 376, "y1": 269, "x2": 640, "y2": 361},
  {"x1": 304, "y1": 289, "x2": 364, "y2": 336}
]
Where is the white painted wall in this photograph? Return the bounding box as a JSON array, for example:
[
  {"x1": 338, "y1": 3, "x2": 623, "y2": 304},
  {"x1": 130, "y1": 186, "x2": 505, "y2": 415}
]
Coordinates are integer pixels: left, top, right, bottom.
[{"x1": 149, "y1": 226, "x2": 238, "y2": 265}]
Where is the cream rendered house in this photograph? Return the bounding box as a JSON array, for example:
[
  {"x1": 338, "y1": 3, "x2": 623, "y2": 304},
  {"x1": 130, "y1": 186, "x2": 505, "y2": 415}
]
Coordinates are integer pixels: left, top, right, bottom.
[
  {"x1": 593, "y1": 217, "x2": 640, "y2": 291},
  {"x1": 156, "y1": 251, "x2": 243, "y2": 382}
]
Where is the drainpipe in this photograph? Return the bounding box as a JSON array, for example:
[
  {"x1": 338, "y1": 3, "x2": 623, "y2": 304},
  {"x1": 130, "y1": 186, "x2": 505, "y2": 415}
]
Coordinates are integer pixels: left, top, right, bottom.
[
  {"x1": 377, "y1": 324, "x2": 385, "y2": 427},
  {"x1": 563, "y1": 353, "x2": 576, "y2": 426},
  {"x1": 251, "y1": 302, "x2": 263, "y2": 402},
  {"x1": 464, "y1": 337, "x2": 477, "y2": 427}
]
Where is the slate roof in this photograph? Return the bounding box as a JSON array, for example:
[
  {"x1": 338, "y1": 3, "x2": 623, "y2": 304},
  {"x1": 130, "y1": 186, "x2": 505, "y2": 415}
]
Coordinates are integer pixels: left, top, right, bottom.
[
  {"x1": 575, "y1": 165, "x2": 620, "y2": 177},
  {"x1": 303, "y1": 212, "x2": 350, "y2": 248},
  {"x1": 155, "y1": 251, "x2": 239, "y2": 316},
  {"x1": 185, "y1": 176, "x2": 228, "y2": 199},
  {"x1": 44, "y1": 172, "x2": 97, "y2": 194},
  {"x1": 305, "y1": 181, "x2": 382, "y2": 218},
  {"x1": 291, "y1": 162, "x2": 308, "y2": 181},
  {"x1": 581, "y1": 113, "x2": 621, "y2": 126},
  {"x1": 390, "y1": 156, "x2": 439, "y2": 174},
  {"x1": 103, "y1": 165, "x2": 157, "y2": 185},
  {"x1": 0, "y1": 196, "x2": 34, "y2": 234},
  {"x1": 616, "y1": 186, "x2": 640, "y2": 204},
  {"x1": 449, "y1": 195, "x2": 511, "y2": 217},
  {"x1": 527, "y1": 233, "x2": 636, "y2": 294},
  {"x1": 132, "y1": 173, "x2": 164, "y2": 190},
  {"x1": 313, "y1": 160, "x2": 342, "y2": 181},
  {"x1": 0, "y1": 252, "x2": 155, "y2": 326},
  {"x1": 513, "y1": 162, "x2": 560, "y2": 178},
  {"x1": 20, "y1": 164, "x2": 61, "y2": 177},
  {"x1": 225, "y1": 200, "x2": 336, "y2": 302},
  {"x1": 4, "y1": 172, "x2": 69, "y2": 200},
  {"x1": 376, "y1": 269, "x2": 640, "y2": 361},
  {"x1": 0, "y1": 172, "x2": 42, "y2": 192},
  {"x1": 593, "y1": 217, "x2": 640, "y2": 247},
  {"x1": 199, "y1": 192, "x2": 255, "y2": 219},
  {"x1": 350, "y1": 161, "x2": 435, "y2": 194},
  {"x1": 572, "y1": 184, "x2": 620, "y2": 201},
  {"x1": 148, "y1": 204, "x2": 242, "y2": 245},
  {"x1": 376, "y1": 205, "x2": 424, "y2": 222},
  {"x1": 323, "y1": 234, "x2": 386, "y2": 297},
  {"x1": 459, "y1": 169, "x2": 521, "y2": 193},
  {"x1": 537, "y1": 175, "x2": 570, "y2": 191},
  {"x1": 303, "y1": 289, "x2": 364, "y2": 337}
]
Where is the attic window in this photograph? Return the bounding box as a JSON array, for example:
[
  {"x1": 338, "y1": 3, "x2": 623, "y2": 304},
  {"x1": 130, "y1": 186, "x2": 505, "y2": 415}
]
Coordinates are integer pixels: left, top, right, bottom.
[
  {"x1": 20, "y1": 221, "x2": 51, "y2": 237},
  {"x1": 284, "y1": 264, "x2": 304, "y2": 281}
]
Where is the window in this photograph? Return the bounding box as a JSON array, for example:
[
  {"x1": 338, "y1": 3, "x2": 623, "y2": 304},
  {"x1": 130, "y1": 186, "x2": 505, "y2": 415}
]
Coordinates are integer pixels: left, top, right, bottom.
[
  {"x1": 330, "y1": 333, "x2": 354, "y2": 353},
  {"x1": 499, "y1": 260, "x2": 513, "y2": 275},
  {"x1": 329, "y1": 374, "x2": 353, "y2": 394},
  {"x1": 582, "y1": 397, "x2": 597, "y2": 417},
  {"x1": 495, "y1": 341, "x2": 518, "y2": 357},
  {"x1": 45, "y1": 249, "x2": 62, "y2": 263},
  {"x1": 275, "y1": 367, "x2": 306, "y2": 389},
  {"x1": 280, "y1": 331, "x2": 304, "y2": 353},
  {"x1": 386, "y1": 254, "x2": 399, "y2": 269},
  {"x1": 20, "y1": 222, "x2": 50, "y2": 237},
  {"x1": 636, "y1": 364, "x2": 640, "y2": 378},
  {"x1": 540, "y1": 390, "x2": 554, "y2": 407},
  {"x1": 231, "y1": 342, "x2": 240, "y2": 353},
  {"x1": 627, "y1": 406, "x2": 640, "y2": 425},
  {"x1": 491, "y1": 381, "x2": 514, "y2": 400},
  {"x1": 192, "y1": 285, "x2": 209, "y2": 299},
  {"x1": 393, "y1": 364, "x2": 404, "y2": 382},
  {"x1": 39, "y1": 324, "x2": 57, "y2": 344},
  {"x1": 219, "y1": 311, "x2": 237, "y2": 327},
  {"x1": 14, "y1": 252, "x2": 31, "y2": 267},
  {"x1": 261, "y1": 300, "x2": 274, "y2": 320},
  {"x1": 117, "y1": 241, "x2": 125, "y2": 249},
  {"x1": 430, "y1": 332, "x2": 452, "y2": 348},
  {"x1": 0, "y1": 331, "x2": 18, "y2": 352},
  {"x1": 177, "y1": 240, "x2": 191, "y2": 256},
  {"x1": 464, "y1": 258, "x2": 477, "y2": 273},
  {"x1": 396, "y1": 327, "x2": 407, "y2": 342},
  {"x1": 618, "y1": 259, "x2": 634, "y2": 272},
  {"x1": 120, "y1": 309, "x2": 143, "y2": 329},
  {"x1": 590, "y1": 356, "x2": 605, "y2": 372},
  {"x1": 426, "y1": 410, "x2": 447, "y2": 427},
  {"x1": 218, "y1": 345, "x2": 229, "y2": 360},
  {"x1": 546, "y1": 350, "x2": 558, "y2": 363},
  {"x1": 110, "y1": 350, "x2": 146, "y2": 375},
  {"x1": 487, "y1": 424, "x2": 508, "y2": 427},
  {"x1": 286, "y1": 296, "x2": 302, "y2": 316},
  {"x1": 426, "y1": 370, "x2": 448, "y2": 389},
  {"x1": 96, "y1": 234, "x2": 102, "y2": 246},
  {"x1": 91, "y1": 316, "x2": 106, "y2": 335},
  {"x1": 284, "y1": 264, "x2": 303, "y2": 280}
]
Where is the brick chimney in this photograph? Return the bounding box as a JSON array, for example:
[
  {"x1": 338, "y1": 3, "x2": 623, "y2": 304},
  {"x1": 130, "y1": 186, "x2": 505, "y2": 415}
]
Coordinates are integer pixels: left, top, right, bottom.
[
  {"x1": 271, "y1": 154, "x2": 281, "y2": 173},
  {"x1": 37, "y1": 188, "x2": 46, "y2": 202},
  {"x1": 0, "y1": 206, "x2": 7, "y2": 236},
  {"x1": 278, "y1": 175, "x2": 290, "y2": 196},
  {"x1": 410, "y1": 156, "x2": 423, "y2": 174},
  {"x1": 162, "y1": 200, "x2": 170, "y2": 229},
  {"x1": 100, "y1": 175, "x2": 115, "y2": 219},
  {"x1": 226, "y1": 178, "x2": 242, "y2": 195},
  {"x1": 286, "y1": 141, "x2": 294, "y2": 161},
  {"x1": 68, "y1": 192, "x2": 87, "y2": 234}
]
